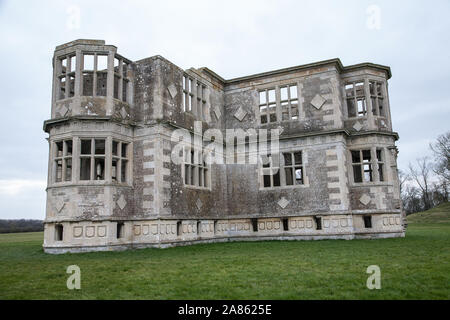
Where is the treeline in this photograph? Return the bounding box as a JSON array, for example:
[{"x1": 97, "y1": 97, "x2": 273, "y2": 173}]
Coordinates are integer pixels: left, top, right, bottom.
[
  {"x1": 0, "y1": 219, "x2": 44, "y2": 233},
  {"x1": 401, "y1": 131, "x2": 449, "y2": 215}
]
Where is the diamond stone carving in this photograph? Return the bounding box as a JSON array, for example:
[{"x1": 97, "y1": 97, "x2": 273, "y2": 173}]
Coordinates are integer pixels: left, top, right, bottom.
[
  {"x1": 311, "y1": 94, "x2": 326, "y2": 109},
  {"x1": 167, "y1": 83, "x2": 177, "y2": 98},
  {"x1": 353, "y1": 121, "x2": 363, "y2": 131},
  {"x1": 59, "y1": 105, "x2": 68, "y2": 117},
  {"x1": 55, "y1": 200, "x2": 65, "y2": 213},
  {"x1": 196, "y1": 198, "x2": 203, "y2": 210},
  {"x1": 278, "y1": 197, "x2": 290, "y2": 209},
  {"x1": 213, "y1": 105, "x2": 221, "y2": 120},
  {"x1": 117, "y1": 194, "x2": 127, "y2": 210},
  {"x1": 120, "y1": 106, "x2": 128, "y2": 119},
  {"x1": 359, "y1": 194, "x2": 371, "y2": 206},
  {"x1": 234, "y1": 107, "x2": 247, "y2": 121}
]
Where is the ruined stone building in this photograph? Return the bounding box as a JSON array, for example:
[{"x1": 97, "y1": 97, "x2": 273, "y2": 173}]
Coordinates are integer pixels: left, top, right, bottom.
[{"x1": 43, "y1": 39, "x2": 405, "y2": 253}]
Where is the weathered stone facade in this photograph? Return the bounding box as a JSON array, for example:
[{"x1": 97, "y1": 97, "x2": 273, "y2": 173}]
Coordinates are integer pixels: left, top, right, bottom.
[{"x1": 43, "y1": 39, "x2": 405, "y2": 253}]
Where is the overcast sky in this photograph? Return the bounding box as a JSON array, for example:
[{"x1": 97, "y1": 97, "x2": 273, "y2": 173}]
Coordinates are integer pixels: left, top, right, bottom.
[{"x1": 0, "y1": 0, "x2": 449, "y2": 219}]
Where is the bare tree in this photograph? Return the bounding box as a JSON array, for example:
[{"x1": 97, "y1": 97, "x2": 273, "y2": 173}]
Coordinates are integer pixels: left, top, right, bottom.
[
  {"x1": 430, "y1": 131, "x2": 449, "y2": 201},
  {"x1": 408, "y1": 157, "x2": 433, "y2": 210},
  {"x1": 398, "y1": 169, "x2": 409, "y2": 196},
  {"x1": 402, "y1": 185, "x2": 422, "y2": 214}
]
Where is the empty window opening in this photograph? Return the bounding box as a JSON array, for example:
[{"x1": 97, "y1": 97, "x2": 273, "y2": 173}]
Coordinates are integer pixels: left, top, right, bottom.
[
  {"x1": 345, "y1": 81, "x2": 367, "y2": 117},
  {"x1": 58, "y1": 77, "x2": 66, "y2": 100},
  {"x1": 79, "y1": 139, "x2": 106, "y2": 181},
  {"x1": 314, "y1": 216, "x2": 322, "y2": 230},
  {"x1": 55, "y1": 224, "x2": 63, "y2": 241},
  {"x1": 369, "y1": 81, "x2": 385, "y2": 117},
  {"x1": 177, "y1": 221, "x2": 182, "y2": 236},
  {"x1": 213, "y1": 220, "x2": 218, "y2": 234},
  {"x1": 357, "y1": 98, "x2": 366, "y2": 116},
  {"x1": 112, "y1": 140, "x2": 129, "y2": 183},
  {"x1": 262, "y1": 151, "x2": 304, "y2": 188},
  {"x1": 80, "y1": 158, "x2": 91, "y2": 181},
  {"x1": 117, "y1": 222, "x2": 124, "y2": 238},
  {"x1": 259, "y1": 88, "x2": 277, "y2": 124},
  {"x1": 79, "y1": 140, "x2": 90, "y2": 180},
  {"x1": 82, "y1": 72, "x2": 94, "y2": 96},
  {"x1": 97, "y1": 55, "x2": 108, "y2": 71},
  {"x1": 83, "y1": 54, "x2": 94, "y2": 70},
  {"x1": 259, "y1": 84, "x2": 299, "y2": 123},
  {"x1": 95, "y1": 158, "x2": 105, "y2": 180},
  {"x1": 362, "y1": 150, "x2": 373, "y2": 182},
  {"x1": 182, "y1": 75, "x2": 207, "y2": 120},
  {"x1": 363, "y1": 216, "x2": 372, "y2": 228},
  {"x1": 352, "y1": 149, "x2": 373, "y2": 183},
  {"x1": 282, "y1": 218, "x2": 289, "y2": 231},
  {"x1": 112, "y1": 56, "x2": 130, "y2": 102},
  {"x1": 283, "y1": 151, "x2": 303, "y2": 186},
  {"x1": 197, "y1": 221, "x2": 202, "y2": 235},
  {"x1": 251, "y1": 218, "x2": 258, "y2": 232},
  {"x1": 377, "y1": 149, "x2": 384, "y2": 182},
  {"x1": 183, "y1": 146, "x2": 209, "y2": 189},
  {"x1": 68, "y1": 75, "x2": 75, "y2": 98},
  {"x1": 281, "y1": 84, "x2": 298, "y2": 120},
  {"x1": 53, "y1": 139, "x2": 73, "y2": 183},
  {"x1": 56, "y1": 55, "x2": 76, "y2": 100},
  {"x1": 96, "y1": 72, "x2": 108, "y2": 97},
  {"x1": 82, "y1": 73, "x2": 93, "y2": 97}
]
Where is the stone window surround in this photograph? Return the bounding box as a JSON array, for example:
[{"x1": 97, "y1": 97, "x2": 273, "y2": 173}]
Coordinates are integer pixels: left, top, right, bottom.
[
  {"x1": 257, "y1": 82, "x2": 301, "y2": 125},
  {"x1": 369, "y1": 80, "x2": 385, "y2": 117},
  {"x1": 259, "y1": 149, "x2": 309, "y2": 190},
  {"x1": 55, "y1": 51, "x2": 132, "y2": 104},
  {"x1": 182, "y1": 74, "x2": 207, "y2": 121},
  {"x1": 53, "y1": 139, "x2": 73, "y2": 183},
  {"x1": 342, "y1": 77, "x2": 391, "y2": 127},
  {"x1": 182, "y1": 145, "x2": 211, "y2": 190},
  {"x1": 56, "y1": 54, "x2": 76, "y2": 100},
  {"x1": 345, "y1": 80, "x2": 367, "y2": 117},
  {"x1": 348, "y1": 146, "x2": 387, "y2": 185},
  {"x1": 50, "y1": 135, "x2": 132, "y2": 187}
]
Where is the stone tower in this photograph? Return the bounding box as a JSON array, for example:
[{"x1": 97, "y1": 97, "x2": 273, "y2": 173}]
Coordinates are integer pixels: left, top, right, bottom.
[{"x1": 43, "y1": 39, "x2": 404, "y2": 253}]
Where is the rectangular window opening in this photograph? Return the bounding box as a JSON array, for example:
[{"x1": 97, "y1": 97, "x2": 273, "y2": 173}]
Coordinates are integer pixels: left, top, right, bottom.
[
  {"x1": 80, "y1": 157, "x2": 91, "y2": 180},
  {"x1": 177, "y1": 221, "x2": 182, "y2": 236},
  {"x1": 363, "y1": 216, "x2": 372, "y2": 228},
  {"x1": 97, "y1": 55, "x2": 108, "y2": 71},
  {"x1": 83, "y1": 54, "x2": 94, "y2": 71},
  {"x1": 121, "y1": 160, "x2": 127, "y2": 182},
  {"x1": 262, "y1": 151, "x2": 304, "y2": 188},
  {"x1": 117, "y1": 222, "x2": 124, "y2": 238},
  {"x1": 251, "y1": 218, "x2": 258, "y2": 232},
  {"x1": 282, "y1": 218, "x2": 289, "y2": 231},
  {"x1": 314, "y1": 216, "x2": 322, "y2": 230},
  {"x1": 55, "y1": 224, "x2": 63, "y2": 241},
  {"x1": 95, "y1": 158, "x2": 105, "y2": 180}
]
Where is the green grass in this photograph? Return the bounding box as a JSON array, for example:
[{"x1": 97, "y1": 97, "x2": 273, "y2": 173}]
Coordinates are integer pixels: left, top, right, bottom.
[
  {"x1": 407, "y1": 202, "x2": 450, "y2": 224},
  {"x1": 0, "y1": 207, "x2": 449, "y2": 299}
]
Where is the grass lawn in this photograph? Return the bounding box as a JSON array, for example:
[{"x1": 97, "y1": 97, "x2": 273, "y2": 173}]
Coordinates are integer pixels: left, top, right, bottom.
[{"x1": 0, "y1": 206, "x2": 449, "y2": 300}]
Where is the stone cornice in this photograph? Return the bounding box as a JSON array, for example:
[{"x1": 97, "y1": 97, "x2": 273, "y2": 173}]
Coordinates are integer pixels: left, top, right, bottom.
[{"x1": 200, "y1": 58, "x2": 392, "y2": 85}]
